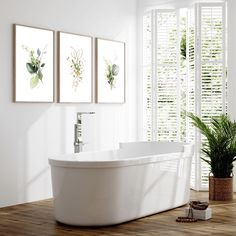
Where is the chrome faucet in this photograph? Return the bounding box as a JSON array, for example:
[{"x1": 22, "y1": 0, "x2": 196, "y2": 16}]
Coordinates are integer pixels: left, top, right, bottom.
[{"x1": 74, "y1": 112, "x2": 95, "y2": 153}]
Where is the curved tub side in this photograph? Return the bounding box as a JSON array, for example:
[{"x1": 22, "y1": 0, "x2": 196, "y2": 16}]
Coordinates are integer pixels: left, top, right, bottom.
[{"x1": 50, "y1": 145, "x2": 193, "y2": 226}]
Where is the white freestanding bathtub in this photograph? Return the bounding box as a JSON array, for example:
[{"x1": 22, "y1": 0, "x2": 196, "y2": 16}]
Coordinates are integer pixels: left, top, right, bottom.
[{"x1": 49, "y1": 142, "x2": 193, "y2": 226}]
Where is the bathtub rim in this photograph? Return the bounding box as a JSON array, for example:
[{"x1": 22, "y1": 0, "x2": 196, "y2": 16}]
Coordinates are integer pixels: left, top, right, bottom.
[{"x1": 49, "y1": 143, "x2": 193, "y2": 169}]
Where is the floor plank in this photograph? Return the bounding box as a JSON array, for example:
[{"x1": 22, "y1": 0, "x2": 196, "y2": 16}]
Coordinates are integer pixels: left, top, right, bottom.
[{"x1": 0, "y1": 191, "x2": 235, "y2": 236}]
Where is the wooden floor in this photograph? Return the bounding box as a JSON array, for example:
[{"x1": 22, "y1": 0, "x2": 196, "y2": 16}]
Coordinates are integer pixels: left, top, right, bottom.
[{"x1": 0, "y1": 191, "x2": 236, "y2": 236}]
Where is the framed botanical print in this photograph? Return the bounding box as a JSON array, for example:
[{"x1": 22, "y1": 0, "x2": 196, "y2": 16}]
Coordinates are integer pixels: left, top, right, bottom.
[
  {"x1": 96, "y1": 38, "x2": 125, "y2": 103},
  {"x1": 58, "y1": 32, "x2": 92, "y2": 103},
  {"x1": 14, "y1": 24, "x2": 54, "y2": 102}
]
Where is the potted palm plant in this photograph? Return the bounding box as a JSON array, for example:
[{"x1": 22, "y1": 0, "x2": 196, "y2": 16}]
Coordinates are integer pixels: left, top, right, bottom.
[{"x1": 188, "y1": 113, "x2": 236, "y2": 200}]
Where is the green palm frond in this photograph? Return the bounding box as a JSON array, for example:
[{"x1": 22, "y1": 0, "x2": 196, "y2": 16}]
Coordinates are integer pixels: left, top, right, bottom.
[{"x1": 187, "y1": 112, "x2": 236, "y2": 178}]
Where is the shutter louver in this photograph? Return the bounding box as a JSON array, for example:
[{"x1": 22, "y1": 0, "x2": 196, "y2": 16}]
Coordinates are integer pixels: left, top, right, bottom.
[
  {"x1": 156, "y1": 10, "x2": 179, "y2": 141},
  {"x1": 143, "y1": 12, "x2": 153, "y2": 141},
  {"x1": 199, "y1": 4, "x2": 226, "y2": 188}
]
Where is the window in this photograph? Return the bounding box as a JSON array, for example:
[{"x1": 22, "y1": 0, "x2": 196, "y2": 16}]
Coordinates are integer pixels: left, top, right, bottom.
[{"x1": 142, "y1": 2, "x2": 227, "y2": 190}]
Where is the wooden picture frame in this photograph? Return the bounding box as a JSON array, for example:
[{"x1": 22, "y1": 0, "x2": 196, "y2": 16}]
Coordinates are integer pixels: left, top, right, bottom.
[
  {"x1": 95, "y1": 38, "x2": 125, "y2": 103},
  {"x1": 14, "y1": 24, "x2": 54, "y2": 102},
  {"x1": 58, "y1": 31, "x2": 92, "y2": 103}
]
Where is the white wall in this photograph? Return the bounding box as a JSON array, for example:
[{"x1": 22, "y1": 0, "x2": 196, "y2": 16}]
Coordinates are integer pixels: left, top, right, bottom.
[
  {"x1": 138, "y1": 0, "x2": 224, "y2": 13},
  {"x1": 138, "y1": 0, "x2": 193, "y2": 13},
  {"x1": 0, "y1": 0, "x2": 137, "y2": 207}
]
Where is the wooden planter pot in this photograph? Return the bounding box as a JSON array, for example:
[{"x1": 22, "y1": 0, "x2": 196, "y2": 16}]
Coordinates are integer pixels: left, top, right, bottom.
[{"x1": 209, "y1": 176, "x2": 233, "y2": 201}]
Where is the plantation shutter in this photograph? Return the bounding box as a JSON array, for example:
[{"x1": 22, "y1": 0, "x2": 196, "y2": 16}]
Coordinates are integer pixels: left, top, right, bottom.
[
  {"x1": 142, "y1": 10, "x2": 180, "y2": 141},
  {"x1": 155, "y1": 10, "x2": 180, "y2": 142},
  {"x1": 142, "y1": 12, "x2": 153, "y2": 141},
  {"x1": 197, "y1": 3, "x2": 226, "y2": 189},
  {"x1": 187, "y1": 3, "x2": 226, "y2": 190}
]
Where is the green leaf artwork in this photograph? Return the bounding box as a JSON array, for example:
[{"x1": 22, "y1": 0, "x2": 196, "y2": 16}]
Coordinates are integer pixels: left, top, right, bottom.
[
  {"x1": 22, "y1": 45, "x2": 47, "y2": 88},
  {"x1": 105, "y1": 60, "x2": 119, "y2": 89},
  {"x1": 67, "y1": 47, "x2": 84, "y2": 91}
]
